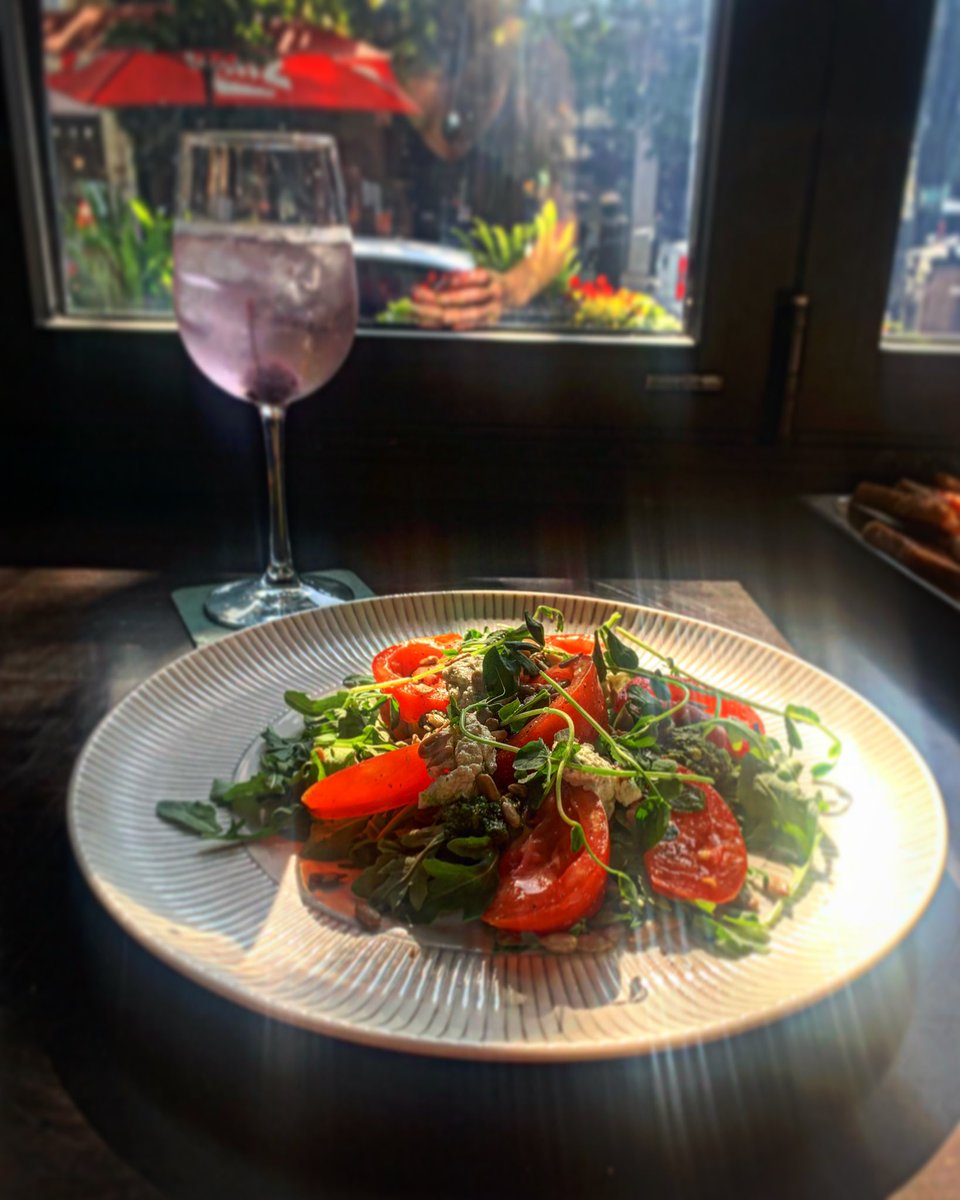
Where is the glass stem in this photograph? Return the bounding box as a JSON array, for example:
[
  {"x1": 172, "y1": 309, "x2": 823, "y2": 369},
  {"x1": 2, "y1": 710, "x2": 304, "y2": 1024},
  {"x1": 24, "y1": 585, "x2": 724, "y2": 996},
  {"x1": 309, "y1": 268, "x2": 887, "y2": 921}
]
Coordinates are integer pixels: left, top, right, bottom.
[{"x1": 259, "y1": 404, "x2": 297, "y2": 586}]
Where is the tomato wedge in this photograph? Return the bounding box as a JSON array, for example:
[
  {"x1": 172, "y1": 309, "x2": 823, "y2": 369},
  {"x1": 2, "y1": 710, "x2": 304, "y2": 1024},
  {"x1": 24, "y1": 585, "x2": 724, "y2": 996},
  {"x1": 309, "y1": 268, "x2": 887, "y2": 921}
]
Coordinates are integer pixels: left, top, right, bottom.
[
  {"x1": 544, "y1": 632, "x2": 596, "y2": 657},
  {"x1": 301, "y1": 744, "x2": 432, "y2": 819},
  {"x1": 672, "y1": 682, "x2": 765, "y2": 740},
  {"x1": 512, "y1": 655, "x2": 609, "y2": 750},
  {"x1": 643, "y1": 770, "x2": 747, "y2": 904},
  {"x1": 371, "y1": 633, "x2": 462, "y2": 724},
  {"x1": 614, "y1": 674, "x2": 764, "y2": 757},
  {"x1": 482, "y1": 785, "x2": 610, "y2": 933},
  {"x1": 495, "y1": 655, "x2": 609, "y2": 785}
]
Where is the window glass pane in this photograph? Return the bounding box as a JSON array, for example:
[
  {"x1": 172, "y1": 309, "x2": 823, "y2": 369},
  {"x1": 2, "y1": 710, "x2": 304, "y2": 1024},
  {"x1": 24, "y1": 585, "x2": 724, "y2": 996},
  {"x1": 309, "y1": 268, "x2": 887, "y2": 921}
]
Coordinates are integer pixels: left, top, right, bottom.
[
  {"x1": 41, "y1": 0, "x2": 713, "y2": 334},
  {"x1": 884, "y1": 0, "x2": 960, "y2": 340}
]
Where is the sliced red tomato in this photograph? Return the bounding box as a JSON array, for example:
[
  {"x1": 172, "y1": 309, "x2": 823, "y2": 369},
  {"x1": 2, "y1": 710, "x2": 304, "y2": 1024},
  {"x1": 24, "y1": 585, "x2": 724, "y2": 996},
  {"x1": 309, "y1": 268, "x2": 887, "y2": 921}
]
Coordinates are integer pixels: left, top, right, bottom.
[
  {"x1": 643, "y1": 770, "x2": 747, "y2": 904},
  {"x1": 482, "y1": 785, "x2": 610, "y2": 933},
  {"x1": 673, "y1": 683, "x2": 765, "y2": 740},
  {"x1": 544, "y1": 632, "x2": 596, "y2": 657},
  {"x1": 301, "y1": 743, "x2": 432, "y2": 819},
  {"x1": 614, "y1": 675, "x2": 764, "y2": 757},
  {"x1": 495, "y1": 655, "x2": 610, "y2": 785},
  {"x1": 512, "y1": 655, "x2": 609, "y2": 750},
  {"x1": 371, "y1": 633, "x2": 462, "y2": 724}
]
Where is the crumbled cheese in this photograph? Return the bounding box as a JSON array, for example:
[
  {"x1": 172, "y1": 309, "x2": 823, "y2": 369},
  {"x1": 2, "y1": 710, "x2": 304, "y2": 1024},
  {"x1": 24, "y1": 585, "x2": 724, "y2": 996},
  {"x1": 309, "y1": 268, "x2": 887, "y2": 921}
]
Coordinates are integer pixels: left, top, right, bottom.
[
  {"x1": 419, "y1": 764, "x2": 479, "y2": 807},
  {"x1": 455, "y1": 710, "x2": 496, "y2": 773},
  {"x1": 561, "y1": 740, "x2": 643, "y2": 818},
  {"x1": 441, "y1": 656, "x2": 485, "y2": 708},
  {"x1": 418, "y1": 710, "x2": 496, "y2": 806}
]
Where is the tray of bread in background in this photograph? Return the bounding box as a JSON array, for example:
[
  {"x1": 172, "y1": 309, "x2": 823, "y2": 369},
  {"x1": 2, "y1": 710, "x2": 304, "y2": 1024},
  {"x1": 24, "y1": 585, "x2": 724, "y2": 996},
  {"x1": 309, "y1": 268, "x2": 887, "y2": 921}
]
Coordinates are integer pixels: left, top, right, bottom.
[{"x1": 805, "y1": 472, "x2": 960, "y2": 611}]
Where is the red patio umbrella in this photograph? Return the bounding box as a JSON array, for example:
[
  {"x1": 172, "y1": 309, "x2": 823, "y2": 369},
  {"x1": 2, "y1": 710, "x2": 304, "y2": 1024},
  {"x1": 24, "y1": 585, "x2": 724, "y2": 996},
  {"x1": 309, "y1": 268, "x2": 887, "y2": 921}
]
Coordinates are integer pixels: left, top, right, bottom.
[
  {"x1": 46, "y1": 48, "x2": 417, "y2": 113},
  {"x1": 46, "y1": 50, "x2": 206, "y2": 106}
]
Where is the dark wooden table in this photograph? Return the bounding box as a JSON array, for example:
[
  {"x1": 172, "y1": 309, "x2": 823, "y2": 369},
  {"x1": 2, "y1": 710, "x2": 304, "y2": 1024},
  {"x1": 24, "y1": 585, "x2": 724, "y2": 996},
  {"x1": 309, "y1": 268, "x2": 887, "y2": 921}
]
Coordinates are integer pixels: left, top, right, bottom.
[{"x1": 1, "y1": 559, "x2": 958, "y2": 1200}]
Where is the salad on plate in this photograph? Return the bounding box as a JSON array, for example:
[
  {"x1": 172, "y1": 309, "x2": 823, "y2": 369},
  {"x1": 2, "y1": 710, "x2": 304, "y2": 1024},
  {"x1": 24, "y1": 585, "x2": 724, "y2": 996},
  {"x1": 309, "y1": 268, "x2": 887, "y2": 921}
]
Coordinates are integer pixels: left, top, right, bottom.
[{"x1": 158, "y1": 607, "x2": 843, "y2": 955}]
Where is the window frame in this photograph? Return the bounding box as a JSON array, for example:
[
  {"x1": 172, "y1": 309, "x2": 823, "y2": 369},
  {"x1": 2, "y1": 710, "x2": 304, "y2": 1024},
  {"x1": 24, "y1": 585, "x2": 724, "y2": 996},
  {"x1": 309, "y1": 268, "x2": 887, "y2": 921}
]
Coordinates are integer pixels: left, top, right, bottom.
[
  {"x1": 793, "y1": 0, "x2": 960, "y2": 446},
  {"x1": 4, "y1": 0, "x2": 843, "y2": 440}
]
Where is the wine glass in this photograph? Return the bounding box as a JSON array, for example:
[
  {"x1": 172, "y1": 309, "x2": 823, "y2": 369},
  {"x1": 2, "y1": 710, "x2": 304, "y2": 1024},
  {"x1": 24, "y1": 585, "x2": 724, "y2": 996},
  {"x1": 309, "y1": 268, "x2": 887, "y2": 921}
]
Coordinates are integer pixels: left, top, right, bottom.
[{"x1": 174, "y1": 131, "x2": 358, "y2": 628}]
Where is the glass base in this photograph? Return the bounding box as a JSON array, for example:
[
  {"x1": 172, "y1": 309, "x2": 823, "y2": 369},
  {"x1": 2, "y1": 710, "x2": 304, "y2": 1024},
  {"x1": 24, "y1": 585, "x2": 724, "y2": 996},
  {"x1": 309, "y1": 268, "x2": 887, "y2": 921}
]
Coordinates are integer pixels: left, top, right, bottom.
[{"x1": 203, "y1": 573, "x2": 354, "y2": 629}]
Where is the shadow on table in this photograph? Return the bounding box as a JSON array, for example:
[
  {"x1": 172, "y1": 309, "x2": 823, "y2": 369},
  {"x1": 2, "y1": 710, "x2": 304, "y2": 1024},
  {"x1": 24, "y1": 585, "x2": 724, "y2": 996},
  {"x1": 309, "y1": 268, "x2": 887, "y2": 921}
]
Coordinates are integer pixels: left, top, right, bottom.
[{"x1": 41, "y1": 858, "x2": 941, "y2": 1200}]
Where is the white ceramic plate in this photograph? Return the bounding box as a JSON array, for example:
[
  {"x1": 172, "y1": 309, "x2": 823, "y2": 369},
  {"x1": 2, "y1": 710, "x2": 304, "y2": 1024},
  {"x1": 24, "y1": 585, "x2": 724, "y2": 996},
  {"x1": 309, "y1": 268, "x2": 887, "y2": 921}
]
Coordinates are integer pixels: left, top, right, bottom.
[{"x1": 68, "y1": 591, "x2": 947, "y2": 1061}]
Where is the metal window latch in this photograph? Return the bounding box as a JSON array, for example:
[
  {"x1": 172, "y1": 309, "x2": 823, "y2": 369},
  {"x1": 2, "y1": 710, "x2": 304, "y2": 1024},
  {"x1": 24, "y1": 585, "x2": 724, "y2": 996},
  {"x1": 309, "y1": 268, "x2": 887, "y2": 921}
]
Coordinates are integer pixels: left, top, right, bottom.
[
  {"x1": 644, "y1": 373, "x2": 724, "y2": 393},
  {"x1": 777, "y1": 293, "x2": 809, "y2": 442}
]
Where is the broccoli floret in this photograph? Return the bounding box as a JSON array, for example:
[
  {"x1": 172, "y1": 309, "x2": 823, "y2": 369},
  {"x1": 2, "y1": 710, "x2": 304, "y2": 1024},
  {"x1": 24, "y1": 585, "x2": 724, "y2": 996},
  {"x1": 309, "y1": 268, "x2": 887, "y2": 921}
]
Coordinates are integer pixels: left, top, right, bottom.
[
  {"x1": 660, "y1": 725, "x2": 738, "y2": 801},
  {"x1": 442, "y1": 793, "x2": 509, "y2": 844}
]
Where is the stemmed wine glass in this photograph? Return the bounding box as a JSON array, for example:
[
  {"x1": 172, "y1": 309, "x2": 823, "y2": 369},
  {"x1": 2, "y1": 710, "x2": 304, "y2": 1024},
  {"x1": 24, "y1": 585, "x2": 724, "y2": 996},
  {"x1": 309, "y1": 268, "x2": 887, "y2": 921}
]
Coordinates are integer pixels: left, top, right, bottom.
[{"x1": 174, "y1": 132, "x2": 358, "y2": 628}]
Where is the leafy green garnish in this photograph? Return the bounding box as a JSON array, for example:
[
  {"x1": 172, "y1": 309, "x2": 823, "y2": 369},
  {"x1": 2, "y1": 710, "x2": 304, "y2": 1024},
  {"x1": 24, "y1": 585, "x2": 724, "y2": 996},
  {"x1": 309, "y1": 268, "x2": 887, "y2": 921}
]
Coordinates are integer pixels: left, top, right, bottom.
[
  {"x1": 352, "y1": 820, "x2": 499, "y2": 924},
  {"x1": 602, "y1": 627, "x2": 640, "y2": 671},
  {"x1": 523, "y1": 609, "x2": 546, "y2": 647},
  {"x1": 512, "y1": 737, "x2": 577, "y2": 792},
  {"x1": 283, "y1": 690, "x2": 345, "y2": 717},
  {"x1": 737, "y1": 751, "x2": 823, "y2": 863},
  {"x1": 156, "y1": 604, "x2": 847, "y2": 960},
  {"x1": 691, "y1": 907, "x2": 772, "y2": 956},
  {"x1": 157, "y1": 683, "x2": 396, "y2": 843},
  {"x1": 157, "y1": 800, "x2": 224, "y2": 838},
  {"x1": 157, "y1": 799, "x2": 297, "y2": 843}
]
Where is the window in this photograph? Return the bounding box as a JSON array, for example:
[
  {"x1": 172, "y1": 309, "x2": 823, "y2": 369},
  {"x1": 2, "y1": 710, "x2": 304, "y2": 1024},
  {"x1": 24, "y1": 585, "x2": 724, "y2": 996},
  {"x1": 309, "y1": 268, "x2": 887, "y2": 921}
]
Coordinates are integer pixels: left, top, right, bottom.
[
  {"x1": 38, "y1": 0, "x2": 714, "y2": 335},
  {"x1": 9, "y1": 0, "x2": 851, "y2": 441},
  {"x1": 785, "y1": 0, "x2": 960, "y2": 444},
  {"x1": 884, "y1": 0, "x2": 960, "y2": 341}
]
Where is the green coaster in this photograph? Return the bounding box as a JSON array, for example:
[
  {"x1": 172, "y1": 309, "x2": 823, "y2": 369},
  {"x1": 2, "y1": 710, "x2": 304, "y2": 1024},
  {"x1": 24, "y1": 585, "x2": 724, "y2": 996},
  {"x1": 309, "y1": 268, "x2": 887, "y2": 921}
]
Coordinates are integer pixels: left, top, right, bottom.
[{"x1": 172, "y1": 569, "x2": 375, "y2": 647}]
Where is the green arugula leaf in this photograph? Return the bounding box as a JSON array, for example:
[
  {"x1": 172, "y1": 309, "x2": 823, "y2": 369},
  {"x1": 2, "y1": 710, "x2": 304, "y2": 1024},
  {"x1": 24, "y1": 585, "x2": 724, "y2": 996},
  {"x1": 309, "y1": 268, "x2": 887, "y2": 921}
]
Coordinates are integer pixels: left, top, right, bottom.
[
  {"x1": 314, "y1": 743, "x2": 359, "y2": 778},
  {"x1": 446, "y1": 835, "x2": 493, "y2": 858},
  {"x1": 737, "y1": 752, "x2": 822, "y2": 862},
  {"x1": 692, "y1": 908, "x2": 771, "y2": 956},
  {"x1": 157, "y1": 799, "x2": 297, "y2": 843},
  {"x1": 300, "y1": 815, "x2": 369, "y2": 861},
  {"x1": 421, "y1": 857, "x2": 485, "y2": 881},
  {"x1": 284, "y1": 689, "x2": 348, "y2": 717},
  {"x1": 408, "y1": 869, "x2": 430, "y2": 912},
  {"x1": 157, "y1": 800, "x2": 223, "y2": 837},
  {"x1": 420, "y1": 851, "x2": 499, "y2": 922}
]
